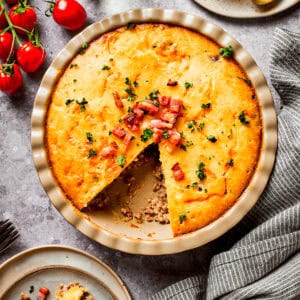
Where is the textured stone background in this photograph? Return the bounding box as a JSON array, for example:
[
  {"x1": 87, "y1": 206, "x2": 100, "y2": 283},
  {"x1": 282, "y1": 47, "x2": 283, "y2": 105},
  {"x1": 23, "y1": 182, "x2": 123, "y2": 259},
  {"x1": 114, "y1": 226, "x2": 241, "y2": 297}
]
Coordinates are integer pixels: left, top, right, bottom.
[{"x1": 0, "y1": 1, "x2": 299, "y2": 299}]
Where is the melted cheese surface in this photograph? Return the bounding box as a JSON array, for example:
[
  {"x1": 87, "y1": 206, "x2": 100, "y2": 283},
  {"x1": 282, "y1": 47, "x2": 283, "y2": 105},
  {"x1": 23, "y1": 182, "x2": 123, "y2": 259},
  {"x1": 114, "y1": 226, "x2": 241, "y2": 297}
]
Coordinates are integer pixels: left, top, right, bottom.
[{"x1": 46, "y1": 24, "x2": 261, "y2": 236}]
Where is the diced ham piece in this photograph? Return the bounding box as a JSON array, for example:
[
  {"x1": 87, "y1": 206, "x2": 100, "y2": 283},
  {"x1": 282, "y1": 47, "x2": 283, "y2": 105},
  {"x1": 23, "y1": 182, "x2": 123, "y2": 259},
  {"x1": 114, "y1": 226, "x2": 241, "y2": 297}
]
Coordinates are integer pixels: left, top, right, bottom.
[
  {"x1": 168, "y1": 130, "x2": 181, "y2": 145},
  {"x1": 152, "y1": 128, "x2": 163, "y2": 144},
  {"x1": 112, "y1": 125, "x2": 126, "y2": 138},
  {"x1": 132, "y1": 107, "x2": 144, "y2": 119},
  {"x1": 138, "y1": 101, "x2": 159, "y2": 115},
  {"x1": 122, "y1": 133, "x2": 132, "y2": 146},
  {"x1": 158, "y1": 95, "x2": 171, "y2": 106},
  {"x1": 150, "y1": 119, "x2": 173, "y2": 130},
  {"x1": 160, "y1": 109, "x2": 178, "y2": 124},
  {"x1": 123, "y1": 112, "x2": 142, "y2": 132},
  {"x1": 169, "y1": 98, "x2": 183, "y2": 113},
  {"x1": 113, "y1": 92, "x2": 123, "y2": 109},
  {"x1": 171, "y1": 163, "x2": 185, "y2": 181},
  {"x1": 101, "y1": 142, "x2": 118, "y2": 158}
]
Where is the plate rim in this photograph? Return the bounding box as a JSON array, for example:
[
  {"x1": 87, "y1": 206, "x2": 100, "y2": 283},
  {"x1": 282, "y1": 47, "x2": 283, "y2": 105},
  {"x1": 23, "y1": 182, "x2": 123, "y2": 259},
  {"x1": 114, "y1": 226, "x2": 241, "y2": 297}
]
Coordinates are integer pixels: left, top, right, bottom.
[
  {"x1": 193, "y1": 0, "x2": 300, "y2": 19},
  {"x1": 0, "y1": 245, "x2": 131, "y2": 299},
  {"x1": 31, "y1": 8, "x2": 278, "y2": 255}
]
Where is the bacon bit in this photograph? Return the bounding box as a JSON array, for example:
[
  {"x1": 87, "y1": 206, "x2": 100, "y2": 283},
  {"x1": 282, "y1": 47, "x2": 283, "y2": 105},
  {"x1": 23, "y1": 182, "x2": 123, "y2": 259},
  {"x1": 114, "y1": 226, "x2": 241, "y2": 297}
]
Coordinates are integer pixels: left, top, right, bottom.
[
  {"x1": 169, "y1": 98, "x2": 183, "y2": 113},
  {"x1": 167, "y1": 79, "x2": 178, "y2": 86},
  {"x1": 122, "y1": 133, "x2": 132, "y2": 146},
  {"x1": 158, "y1": 95, "x2": 171, "y2": 106},
  {"x1": 39, "y1": 288, "x2": 49, "y2": 295},
  {"x1": 123, "y1": 113, "x2": 139, "y2": 132},
  {"x1": 160, "y1": 109, "x2": 178, "y2": 124},
  {"x1": 112, "y1": 125, "x2": 126, "y2": 138},
  {"x1": 168, "y1": 130, "x2": 181, "y2": 145},
  {"x1": 172, "y1": 163, "x2": 185, "y2": 181},
  {"x1": 150, "y1": 119, "x2": 173, "y2": 129},
  {"x1": 101, "y1": 142, "x2": 118, "y2": 158},
  {"x1": 76, "y1": 178, "x2": 84, "y2": 186},
  {"x1": 132, "y1": 106, "x2": 145, "y2": 119},
  {"x1": 113, "y1": 92, "x2": 123, "y2": 109},
  {"x1": 152, "y1": 128, "x2": 163, "y2": 144},
  {"x1": 138, "y1": 100, "x2": 159, "y2": 115}
]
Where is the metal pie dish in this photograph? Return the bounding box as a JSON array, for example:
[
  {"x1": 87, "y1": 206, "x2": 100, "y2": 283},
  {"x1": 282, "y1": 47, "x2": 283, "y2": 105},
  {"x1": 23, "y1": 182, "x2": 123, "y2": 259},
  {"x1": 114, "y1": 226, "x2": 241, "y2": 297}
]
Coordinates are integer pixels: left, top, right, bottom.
[{"x1": 31, "y1": 8, "x2": 277, "y2": 255}]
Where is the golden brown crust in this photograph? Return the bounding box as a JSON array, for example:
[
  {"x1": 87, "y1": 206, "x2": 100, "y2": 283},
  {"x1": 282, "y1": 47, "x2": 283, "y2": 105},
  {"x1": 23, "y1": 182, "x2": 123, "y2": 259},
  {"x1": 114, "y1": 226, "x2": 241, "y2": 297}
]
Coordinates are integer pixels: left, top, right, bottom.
[{"x1": 46, "y1": 24, "x2": 261, "y2": 235}]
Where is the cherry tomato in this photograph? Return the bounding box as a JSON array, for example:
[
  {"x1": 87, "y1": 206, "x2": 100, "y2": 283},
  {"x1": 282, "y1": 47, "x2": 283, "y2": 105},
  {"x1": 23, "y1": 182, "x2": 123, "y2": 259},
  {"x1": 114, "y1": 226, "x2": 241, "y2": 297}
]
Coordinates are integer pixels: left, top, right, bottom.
[
  {"x1": 5, "y1": 0, "x2": 19, "y2": 5},
  {"x1": 9, "y1": 3, "x2": 37, "y2": 34},
  {"x1": 17, "y1": 41, "x2": 46, "y2": 72},
  {"x1": 0, "y1": 8, "x2": 8, "y2": 29},
  {"x1": 0, "y1": 32, "x2": 14, "y2": 61},
  {"x1": 52, "y1": 0, "x2": 86, "y2": 31},
  {"x1": 0, "y1": 63, "x2": 23, "y2": 94}
]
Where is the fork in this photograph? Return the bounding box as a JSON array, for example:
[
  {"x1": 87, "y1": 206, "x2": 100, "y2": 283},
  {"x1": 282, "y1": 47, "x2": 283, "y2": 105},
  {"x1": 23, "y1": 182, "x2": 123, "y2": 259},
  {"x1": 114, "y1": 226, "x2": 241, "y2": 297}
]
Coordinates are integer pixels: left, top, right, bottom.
[{"x1": 0, "y1": 220, "x2": 19, "y2": 255}]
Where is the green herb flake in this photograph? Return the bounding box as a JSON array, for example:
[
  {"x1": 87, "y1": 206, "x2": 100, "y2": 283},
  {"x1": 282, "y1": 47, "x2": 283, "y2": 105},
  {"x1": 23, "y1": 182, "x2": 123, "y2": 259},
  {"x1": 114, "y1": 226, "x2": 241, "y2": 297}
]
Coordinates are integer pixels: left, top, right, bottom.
[
  {"x1": 109, "y1": 58, "x2": 114, "y2": 61},
  {"x1": 149, "y1": 89, "x2": 160, "y2": 100},
  {"x1": 141, "y1": 128, "x2": 153, "y2": 142},
  {"x1": 65, "y1": 99, "x2": 74, "y2": 106},
  {"x1": 125, "y1": 77, "x2": 131, "y2": 86},
  {"x1": 187, "y1": 120, "x2": 197, "y2": 132},
  {"x1": 127, "y1": 106, "x2": 132, "y2": 113},
  {"x1": 102, "y1": 65, "x2": 111, "y2": 70},
  {"x1": 108, "y1": 130, "x2": 112, "y2": 136},
  {"x1": 184, "y1": 82, "x2": 193, "y2": 89},
  {"x1": 70, "y1": 63, "x2": 78, "y2": 69},
  {"x1": 29, "y1": 286, "x2": 34, "y2": 294},
  {"x1": 73, "y1": 79, "x2": 77, "y2": 83},
  {"x1": 238, "y1": 111, "x2": 250, "y2": 125},
  {"x1": 126, "y1": 22, "x2": 136, "y2": 30},
  {"x1": 117, "y1": 155, "x2": 126, "y2": 168},
  {"x1": 207, "y1": 135, "x2": 217, "y2": 143},
  {"x1": 86, "y1": 132, "x2": 93, "y2": 144},
  {"x1": 186, "y1": 140, "x2": 194, "y2": 147},
  {"x1": 228, "y1": 159, "x2": 234, "y2": 167},
  {"x1": 191, "y1": 182, "x2": 198, "y2": 187},
  {"x1": 201, "y1": 103, "x2": 211, "y2": 109},
  {"x1": 125, "y1": 88, "x2": 136, "y2": 97},
  {"x1": 133, "y1": 81, "x2": 138, "y2": 87},
  {"x1": 78, "y1": 42, "x2": 89, "y2": 55},
  {"x1": 76, "y1": 98, "x2": 88, "y2": 112},
  {"x1": 87, "y1": 149, "x2": 97, "y2": 158},
  {"x1": 196, "y1": 162, "x2": 206, "y2": 180},
  {"x1": 198, "y1": 122, "x2": 205, "y2": 131},
  {"x1": 162, "y1": 130, "x2": 169, "y2": 139},
  {"x1": 180, "y1": 144, "x2": 187, "y2": 151},
  {"x1": 237, "y1": 76, "x2": 252, "y2": 87},
  {"x1": 179, "y1": 213, "x2": 187, "y2": 224},
  {"x1": 219, "y1": 45, "x2": 234, "y2": 58}
]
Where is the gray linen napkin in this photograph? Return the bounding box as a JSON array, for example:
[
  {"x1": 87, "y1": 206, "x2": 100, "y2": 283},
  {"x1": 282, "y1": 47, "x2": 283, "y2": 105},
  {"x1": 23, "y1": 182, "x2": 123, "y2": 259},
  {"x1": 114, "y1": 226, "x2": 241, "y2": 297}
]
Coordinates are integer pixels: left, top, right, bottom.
[{"x1": 153, "y1": 28, "x2": 300, "y2": 300}]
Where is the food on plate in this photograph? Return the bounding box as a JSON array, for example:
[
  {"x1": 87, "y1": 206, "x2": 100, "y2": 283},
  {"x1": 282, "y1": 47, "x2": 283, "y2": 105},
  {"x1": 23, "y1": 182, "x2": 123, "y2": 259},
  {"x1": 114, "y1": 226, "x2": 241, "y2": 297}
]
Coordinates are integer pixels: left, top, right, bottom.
[
  {"x1": 20, "y1": 286, "x2": 49, "y2": 300},
  {"x1": 56, "y1": 282, "x2": 94, "y2": 300},
  {"x1": 46, "y1": 23, "x2": 261, "y2": 236}
]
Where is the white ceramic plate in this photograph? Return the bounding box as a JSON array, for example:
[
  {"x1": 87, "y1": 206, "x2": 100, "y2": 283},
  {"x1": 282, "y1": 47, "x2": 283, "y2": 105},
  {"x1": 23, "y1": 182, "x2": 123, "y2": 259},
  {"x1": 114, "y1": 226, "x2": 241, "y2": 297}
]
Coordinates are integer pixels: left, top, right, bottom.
[
  {"x1": 0, "y1": 245, "x2": 131, "y2": 300},
  {"x1": 193, "y1": 0, "x2": 300, "y2": 18},
  {"x1": 31, "y1": 8, "x2": 277, "y2": 255}
]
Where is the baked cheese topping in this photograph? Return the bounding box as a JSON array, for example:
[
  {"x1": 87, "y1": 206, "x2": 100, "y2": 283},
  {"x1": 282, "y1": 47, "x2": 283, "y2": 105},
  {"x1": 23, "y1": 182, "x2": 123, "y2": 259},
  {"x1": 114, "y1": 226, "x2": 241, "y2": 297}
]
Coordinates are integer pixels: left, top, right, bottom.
[
  {"x1": 46, "y1": 24, "x2": 261, "y2": 236},
  {"x1": 55, "y1": 283, "x2": 94, "y2": 300}
]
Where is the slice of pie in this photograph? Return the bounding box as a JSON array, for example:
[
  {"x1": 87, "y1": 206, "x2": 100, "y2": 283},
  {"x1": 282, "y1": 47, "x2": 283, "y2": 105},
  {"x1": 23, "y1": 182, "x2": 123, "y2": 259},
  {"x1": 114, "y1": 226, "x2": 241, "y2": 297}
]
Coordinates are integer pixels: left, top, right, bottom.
[
  {"x1": 46, "y1": 24, "x2": 261, "y2": 236},
  {"x1": 55, "y1": 283, "x2": 93, "y2": 300}
]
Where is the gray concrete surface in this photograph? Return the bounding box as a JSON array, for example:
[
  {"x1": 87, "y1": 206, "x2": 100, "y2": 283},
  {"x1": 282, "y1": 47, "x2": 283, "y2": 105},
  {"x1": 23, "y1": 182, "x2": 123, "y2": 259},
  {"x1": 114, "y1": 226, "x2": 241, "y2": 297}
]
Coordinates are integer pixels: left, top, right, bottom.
[{"x1": 0, "y1": 0, "x2": 299, "y2": 299}]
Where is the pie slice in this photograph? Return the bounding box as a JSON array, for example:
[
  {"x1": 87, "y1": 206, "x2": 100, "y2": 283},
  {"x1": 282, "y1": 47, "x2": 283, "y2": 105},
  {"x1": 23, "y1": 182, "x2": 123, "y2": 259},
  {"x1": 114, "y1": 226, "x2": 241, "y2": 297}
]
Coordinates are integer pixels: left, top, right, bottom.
[{"x1": 46, "y1": 24, "x2": 261, "y2": 236}]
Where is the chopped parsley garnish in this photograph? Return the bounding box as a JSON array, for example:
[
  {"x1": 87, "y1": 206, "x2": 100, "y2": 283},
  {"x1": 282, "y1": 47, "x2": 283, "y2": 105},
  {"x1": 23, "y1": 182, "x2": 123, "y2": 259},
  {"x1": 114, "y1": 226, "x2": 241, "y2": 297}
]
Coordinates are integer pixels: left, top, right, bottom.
[
  {"x1": 180, "y1": 144, "x2": 187, "y2": 151},
  {"x1": 73, "y1": 79, "x2": 77, "y2": 83},
  {"x1": 117, "y1": 155, "x2": 126, "y2": 168},
  {"x1": 133, "y1": 81, "x2": 138, "y2": 87},
  {"x1": 153, "y1": 100, "x2": 160, "y2": 107},
  {"x1": 162, "y1": 130, "x2": 169, "y2": 139},
  {"x1": 127, "y1": 106, "x2": 133, "y2": 113},
  {"x1": 86, "y1": 132, "x2": 93, "y2": 144},
  {"x1": 141, "y1": 128, "x2": 153, "y2": 142},
  {"x1": 228, "y1": 159, "x2": 234, "y2": 167},
  {"x1": 237, "y1": 76, "x2": 252, "y2": 87},
  {"x1": 179, "y1": 213, "x2": 187, "y2": 224},
  {"x1": 201, "y1": 103, "x2": 211, "y2": 109},
  {"x1": 149, "y1": 89, "x2": 160, "y2": 100},
  {"x1": 29, "y1": 286, "x2": 34, "y2": 294},
  {"x1": 126, "y1": 22, "x2": 135, "y2": 30},
  {"x1": 184, "y1": 82, "x2": 193, "y2": 89},
  {"x1": 125, "y1": 88, "x2": 136, "y2": 96},
  {"x1": 187, "y1": 120, "x2": 197, "y2": 132},
  {"x1": 102, "y1": 65, "x2": 111, "y2": 70},
  {"x1": 207, "y1": 135, "x2": 217, "y2": 143},
  {"x1": 76, "y1": 98, "x2": 88, "y2": 112},
  {"x1": 238, "y1": 111, "x2": 250, "y2": 125},
  {"x1": 186, "y1": 140, "x2": 194, "y2": 147},
  {"x1": 196, "y1": 162, "x2": 206, "y2": 180},
  {"x1": 219, "y1": 45, "x2": 233, "y2": 58},
  {"x1": 108, "y1": 130, "x2": 112, "y2": 135},
  {"x1": 125, "y1": 77, "x2": 131, "y2": 85},
  {"x1": 109, "y1": 58, "x2": 114, "y2": 61},
  {"x1": 78, "y1": 42, "x2": 89, "y2": 55},
  {"x1": 65, "y1": 99, "x2": 74, "y2": 105},
  {"x1": 191, "y1": 182, "x2": 198, "y2": 187},
  {"x1": 87, "y1": 149, "x2": 97, "y2": 158},
  {"x1": 70, "y1": 63, "x2": 78, "y2": 69},
  {"x1": 198, "y1": 122, "x2": 205, "y2": 130}
]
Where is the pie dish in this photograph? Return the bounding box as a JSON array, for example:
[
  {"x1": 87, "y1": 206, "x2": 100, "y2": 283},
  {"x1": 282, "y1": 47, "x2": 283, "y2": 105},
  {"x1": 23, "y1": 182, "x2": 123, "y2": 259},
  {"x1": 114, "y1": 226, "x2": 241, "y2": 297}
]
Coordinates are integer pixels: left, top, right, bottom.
[{"x1": 31, "y1": 9, "x2": 277, "y2": 254}]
